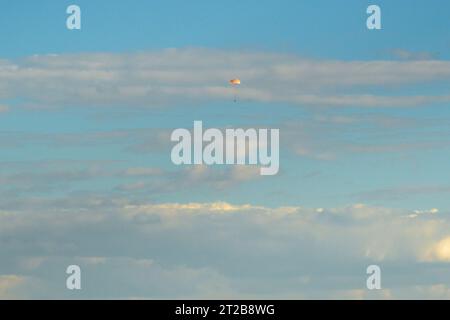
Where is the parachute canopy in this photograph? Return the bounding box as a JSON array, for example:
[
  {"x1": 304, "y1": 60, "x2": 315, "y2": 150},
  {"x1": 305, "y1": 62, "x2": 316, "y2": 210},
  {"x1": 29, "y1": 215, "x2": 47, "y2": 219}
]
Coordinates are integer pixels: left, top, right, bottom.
[{"x1": 229, "y1": 79, "x2": 241, "y2": 85}]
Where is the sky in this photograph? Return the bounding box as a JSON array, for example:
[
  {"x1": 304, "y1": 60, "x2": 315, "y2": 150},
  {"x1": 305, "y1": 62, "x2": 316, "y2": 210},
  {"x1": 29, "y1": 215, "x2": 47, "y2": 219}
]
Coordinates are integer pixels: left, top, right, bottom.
[{"x1": 1, "y1": 0, "x2": 450, "y2": 299}]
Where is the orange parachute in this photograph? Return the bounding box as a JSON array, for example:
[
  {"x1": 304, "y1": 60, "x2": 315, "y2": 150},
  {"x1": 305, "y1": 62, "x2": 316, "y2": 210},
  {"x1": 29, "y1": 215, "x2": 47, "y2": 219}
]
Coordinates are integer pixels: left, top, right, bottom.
[{"x1": 229, "y1": 79, "x2": 241, "y2": 102}]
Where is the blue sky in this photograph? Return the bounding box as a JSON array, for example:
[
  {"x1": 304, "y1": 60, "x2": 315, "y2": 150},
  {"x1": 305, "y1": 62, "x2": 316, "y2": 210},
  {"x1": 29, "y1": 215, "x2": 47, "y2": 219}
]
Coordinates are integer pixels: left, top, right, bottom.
[
  {"x1": 2, "y1": 0, "x2": 450, "y2": 59},
  {"x1": 1, "y1": 0, "x2": 450, "y2": 299}
]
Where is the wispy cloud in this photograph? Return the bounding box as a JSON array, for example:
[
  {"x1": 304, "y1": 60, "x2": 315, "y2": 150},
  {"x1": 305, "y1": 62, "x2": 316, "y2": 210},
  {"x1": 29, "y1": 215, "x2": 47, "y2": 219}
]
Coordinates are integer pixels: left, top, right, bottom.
[
  {"x1": 0, "y1": 275, "x2": 28, "y2": 299},
  {"x1": 388, "y1": 49, "x2": 438, "y2": 61},
  {"x1": 2, "y1": 49, "x2": 450, "y2": 108}
]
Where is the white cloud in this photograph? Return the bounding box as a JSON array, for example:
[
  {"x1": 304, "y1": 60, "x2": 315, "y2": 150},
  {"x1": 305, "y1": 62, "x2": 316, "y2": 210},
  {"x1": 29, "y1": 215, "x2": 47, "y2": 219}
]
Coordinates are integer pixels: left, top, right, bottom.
[
  {"x1": 389, "y1": 49, "x2": 437, "y2": 61},
  {"x1": 116, "y1": 165, "x2": 262, "y2": 193},
  {"x1": 123, "y1": 167, "x2": 163, "y2": 176},
  {"x1": 2, "y1": 48, "x2": 450, "y2": 108},
  {"x1": 1, "y1": 198, "x2": 450, "y2": 298},
  {"x1": 423, "y1": 237, "x2": 450, "y2": 262}
]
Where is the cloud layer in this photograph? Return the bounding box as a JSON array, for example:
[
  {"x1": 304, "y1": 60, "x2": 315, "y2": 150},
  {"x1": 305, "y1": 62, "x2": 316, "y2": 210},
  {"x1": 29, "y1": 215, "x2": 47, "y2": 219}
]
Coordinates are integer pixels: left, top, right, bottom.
[
  {"x1": 1, "y1": 197, "x2": 450, "y2": 299},
  {"x1": 2, "y1": 48, "x2": 450, "y2": 108}
]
